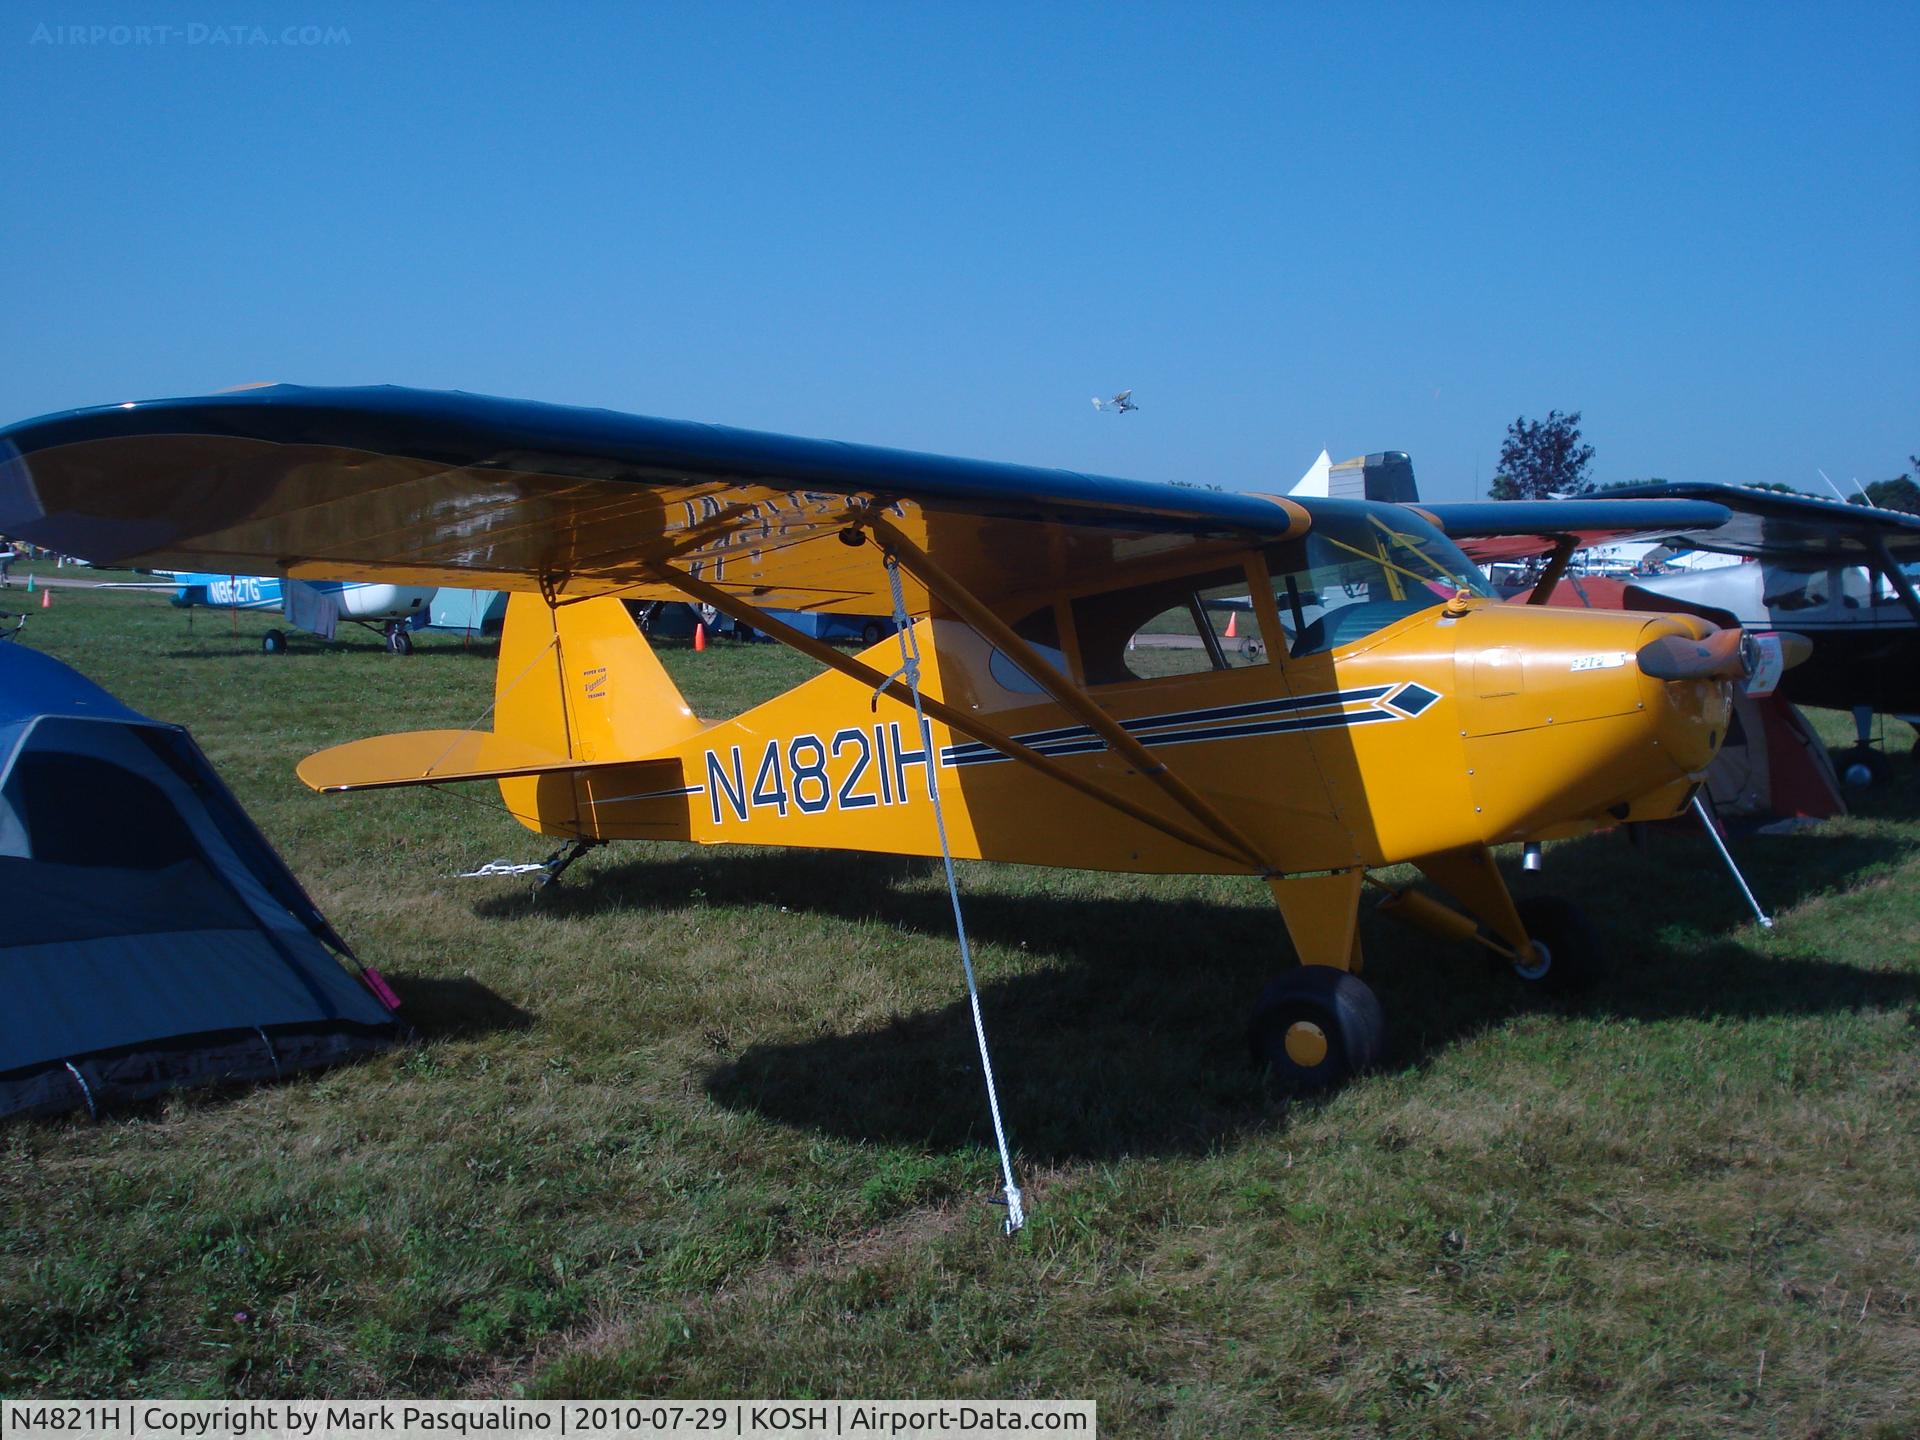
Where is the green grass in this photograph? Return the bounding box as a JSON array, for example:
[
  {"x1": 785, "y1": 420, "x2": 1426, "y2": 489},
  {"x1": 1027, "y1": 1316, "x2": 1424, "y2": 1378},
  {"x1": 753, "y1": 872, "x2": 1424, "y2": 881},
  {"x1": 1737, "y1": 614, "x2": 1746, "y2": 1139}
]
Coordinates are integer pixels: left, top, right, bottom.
[{"x1": 4, "y1": 590, "x2": 1918, "y2": 1435}]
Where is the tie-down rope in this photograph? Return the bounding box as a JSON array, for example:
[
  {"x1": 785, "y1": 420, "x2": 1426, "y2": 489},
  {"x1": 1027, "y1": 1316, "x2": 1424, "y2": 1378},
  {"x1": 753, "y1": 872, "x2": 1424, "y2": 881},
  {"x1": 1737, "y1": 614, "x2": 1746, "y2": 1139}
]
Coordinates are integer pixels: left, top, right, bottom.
[{"x1": 884, "y1": 554, "x2": 1025, "y2": 1235}]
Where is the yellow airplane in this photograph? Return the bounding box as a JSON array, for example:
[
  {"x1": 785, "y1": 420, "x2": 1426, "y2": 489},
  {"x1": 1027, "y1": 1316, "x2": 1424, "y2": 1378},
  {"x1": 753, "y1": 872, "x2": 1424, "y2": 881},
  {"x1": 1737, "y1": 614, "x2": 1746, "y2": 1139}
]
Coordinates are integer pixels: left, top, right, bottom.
[{"x1": 0, "y1": 385, "x2": 1745, "y2": 1091}]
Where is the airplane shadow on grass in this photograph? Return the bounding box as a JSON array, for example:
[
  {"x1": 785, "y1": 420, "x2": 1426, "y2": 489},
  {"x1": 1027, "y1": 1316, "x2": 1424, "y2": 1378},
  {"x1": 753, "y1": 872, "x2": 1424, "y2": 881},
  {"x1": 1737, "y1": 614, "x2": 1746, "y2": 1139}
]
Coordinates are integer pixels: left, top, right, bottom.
[{"x1": 475, "y1": 826, "x2": 1919, "y2": 1163}]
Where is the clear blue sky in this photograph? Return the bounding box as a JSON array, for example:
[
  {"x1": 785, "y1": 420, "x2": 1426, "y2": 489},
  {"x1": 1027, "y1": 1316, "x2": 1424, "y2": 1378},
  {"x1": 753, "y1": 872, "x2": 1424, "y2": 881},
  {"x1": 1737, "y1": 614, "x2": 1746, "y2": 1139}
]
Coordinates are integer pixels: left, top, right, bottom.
[{"x1": 3, "y1": 2, "x2": 1914, "y2": 501}]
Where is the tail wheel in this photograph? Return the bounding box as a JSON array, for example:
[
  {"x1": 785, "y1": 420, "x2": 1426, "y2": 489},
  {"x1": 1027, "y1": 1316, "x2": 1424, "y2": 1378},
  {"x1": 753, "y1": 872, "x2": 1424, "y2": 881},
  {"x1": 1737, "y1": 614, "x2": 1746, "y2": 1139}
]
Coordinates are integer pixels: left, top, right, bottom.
[
  {"x1": 1247, "y1": 966, "x2": 1385, "y2": 1092},
  {"x1": 261, "y1": 629, "x2": 287, "y2": 655},
  {"x1": 1511, "y1": 895, "x2": 1597, "y2": 992}
]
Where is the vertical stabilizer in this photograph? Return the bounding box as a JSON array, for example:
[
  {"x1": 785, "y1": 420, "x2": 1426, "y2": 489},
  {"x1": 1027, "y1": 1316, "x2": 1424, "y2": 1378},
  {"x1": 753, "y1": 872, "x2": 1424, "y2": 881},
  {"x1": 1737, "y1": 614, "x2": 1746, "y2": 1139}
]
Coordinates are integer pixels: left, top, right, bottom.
[
  {"x1": 495, "y1": 594, "x2": 705, "y2": 763},
  {"x1": 1327, "y1": 451, "x2": 1420, "y2": 503}
]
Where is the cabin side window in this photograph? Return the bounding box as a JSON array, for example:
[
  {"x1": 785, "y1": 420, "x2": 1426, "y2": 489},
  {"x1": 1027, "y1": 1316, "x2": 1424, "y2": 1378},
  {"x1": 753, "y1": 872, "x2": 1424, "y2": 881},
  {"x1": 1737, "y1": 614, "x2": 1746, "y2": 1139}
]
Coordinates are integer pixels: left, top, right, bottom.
[
  {"x1": 1764, "y1": 567, "x2": 1833, "y2": 612},
  {"x1": 1067, "y1": 565, "x2": 1269, "y2": 685}
]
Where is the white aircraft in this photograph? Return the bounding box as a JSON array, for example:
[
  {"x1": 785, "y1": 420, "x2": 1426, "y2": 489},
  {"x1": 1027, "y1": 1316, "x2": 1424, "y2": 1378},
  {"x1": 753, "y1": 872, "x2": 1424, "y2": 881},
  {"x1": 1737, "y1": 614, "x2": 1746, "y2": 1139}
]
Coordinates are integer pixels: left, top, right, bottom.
[
  {"x1": 160, "y1": 572, "x2": 438, "y2": 653},
  {"x1": 1091, "y1": 389, "x2": 1138, "y2": 414}
]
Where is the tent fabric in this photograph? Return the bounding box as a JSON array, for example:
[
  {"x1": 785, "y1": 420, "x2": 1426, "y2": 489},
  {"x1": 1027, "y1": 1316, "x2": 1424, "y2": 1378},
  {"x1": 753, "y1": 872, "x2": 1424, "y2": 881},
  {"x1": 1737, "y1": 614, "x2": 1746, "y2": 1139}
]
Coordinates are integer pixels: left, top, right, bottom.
[
  {"x1": 1706, "y1": 691, "x2": 1846, "y2": 822},
  {"x1": 0, "y1": 645, "x2": 397, "y2": 1120}
]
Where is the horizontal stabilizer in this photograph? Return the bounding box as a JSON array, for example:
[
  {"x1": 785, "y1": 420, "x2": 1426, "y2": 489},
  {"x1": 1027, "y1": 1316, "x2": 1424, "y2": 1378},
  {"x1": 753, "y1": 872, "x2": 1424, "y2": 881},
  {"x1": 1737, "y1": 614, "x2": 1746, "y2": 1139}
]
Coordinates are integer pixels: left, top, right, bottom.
[{"x1": 298, "y1": 730, "x2": 597, "y2": 792}]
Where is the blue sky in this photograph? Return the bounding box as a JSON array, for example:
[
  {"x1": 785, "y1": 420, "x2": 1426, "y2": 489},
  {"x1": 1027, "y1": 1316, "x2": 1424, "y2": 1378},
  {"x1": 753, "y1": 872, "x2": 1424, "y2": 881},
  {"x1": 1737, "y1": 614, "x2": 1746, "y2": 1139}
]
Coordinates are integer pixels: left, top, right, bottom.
[{"x1": 3, "y1": 2, "x2": 1914, "y2": 501}]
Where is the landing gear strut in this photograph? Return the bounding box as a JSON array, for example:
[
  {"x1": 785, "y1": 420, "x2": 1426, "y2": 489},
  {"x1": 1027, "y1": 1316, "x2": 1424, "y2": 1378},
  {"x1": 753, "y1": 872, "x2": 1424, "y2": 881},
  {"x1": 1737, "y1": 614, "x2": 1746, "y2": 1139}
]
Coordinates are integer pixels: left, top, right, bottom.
[{"x1": 535, "y1": 838, "x2": 600, "y2": 889}]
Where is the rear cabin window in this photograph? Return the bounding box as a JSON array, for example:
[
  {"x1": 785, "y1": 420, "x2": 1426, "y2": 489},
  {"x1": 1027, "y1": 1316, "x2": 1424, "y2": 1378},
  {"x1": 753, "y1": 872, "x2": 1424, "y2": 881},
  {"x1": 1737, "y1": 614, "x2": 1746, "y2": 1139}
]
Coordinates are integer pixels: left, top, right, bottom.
[{"x1": 988, "y1": 605, "x2": 1072, "y2": 695}]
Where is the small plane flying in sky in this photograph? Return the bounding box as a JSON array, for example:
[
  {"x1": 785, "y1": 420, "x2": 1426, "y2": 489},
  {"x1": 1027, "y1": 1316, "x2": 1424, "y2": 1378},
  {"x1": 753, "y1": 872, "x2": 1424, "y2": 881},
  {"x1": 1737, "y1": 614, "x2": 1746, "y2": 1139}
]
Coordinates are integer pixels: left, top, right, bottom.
[
  {"x1": 0, "y1": 385, "x2": 1739, "y2": 1098},
  {"x1": 161, "y1": 572, "x2": 438, "y2": 653},
  {"x1": 1092, "y1": 389, "x2": 1138, "y2": 414},
  {"x1": 1598, "y1": 482, "x2": 1920, "y2": 782}
]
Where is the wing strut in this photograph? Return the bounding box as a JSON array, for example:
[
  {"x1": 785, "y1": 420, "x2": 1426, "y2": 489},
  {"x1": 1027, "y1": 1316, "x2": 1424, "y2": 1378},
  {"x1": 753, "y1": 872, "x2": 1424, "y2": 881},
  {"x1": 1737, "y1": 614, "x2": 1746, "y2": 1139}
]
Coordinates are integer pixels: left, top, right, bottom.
[
  {"x1": 1869, "y1": 534, "x2": 1920, "y2": 627},
  {"x1": 882, "y1": 553, "x2": 1025, "y2": 1235},
  {"x1": 864, "y1": 513, "x2": 1274, "y2": 873},
  {"x1": 647, "y1": 561, "x2": 1253, "y2": 868},
  {"x1": 1526, "y1": 536, "x2": 1578, "y2": 605}
]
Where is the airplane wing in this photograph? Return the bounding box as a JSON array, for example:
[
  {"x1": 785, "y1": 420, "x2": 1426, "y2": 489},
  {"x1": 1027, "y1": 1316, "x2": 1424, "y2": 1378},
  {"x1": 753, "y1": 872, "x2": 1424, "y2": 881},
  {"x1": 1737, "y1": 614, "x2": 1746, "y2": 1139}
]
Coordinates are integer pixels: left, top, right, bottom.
[
  {"x1": 0, "y1": 385, "x2": 1312, "y2": 616},
  {"x1": 0, "y1": 385, "x2": 1732, "y2": 613},
  {"x1": 1592, "y1": 481, "x2": 1920, "y2": 563},
  {"x1": 1420, "y1": 498, "x2": 1736, "y2": 565}
]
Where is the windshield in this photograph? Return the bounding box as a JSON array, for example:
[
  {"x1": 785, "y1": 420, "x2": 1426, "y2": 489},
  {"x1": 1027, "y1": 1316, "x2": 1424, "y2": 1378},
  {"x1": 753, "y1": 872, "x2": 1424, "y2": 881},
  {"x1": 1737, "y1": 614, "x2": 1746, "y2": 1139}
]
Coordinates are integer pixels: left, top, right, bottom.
[{"x1": 1269, "y1": 510, "x2": 1487, "y2": 656}]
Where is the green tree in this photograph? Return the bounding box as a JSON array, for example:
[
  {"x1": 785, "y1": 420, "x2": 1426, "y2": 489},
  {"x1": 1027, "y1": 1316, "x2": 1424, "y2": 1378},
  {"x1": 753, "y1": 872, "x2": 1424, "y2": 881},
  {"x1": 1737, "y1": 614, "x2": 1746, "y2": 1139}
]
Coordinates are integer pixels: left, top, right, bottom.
[
  {"x1": 1845, "y1": 462, "x2": 1920, "y2": 514},
  {"x1": 1489, "y1": 410, "x2": 1595, "y2": 500}
]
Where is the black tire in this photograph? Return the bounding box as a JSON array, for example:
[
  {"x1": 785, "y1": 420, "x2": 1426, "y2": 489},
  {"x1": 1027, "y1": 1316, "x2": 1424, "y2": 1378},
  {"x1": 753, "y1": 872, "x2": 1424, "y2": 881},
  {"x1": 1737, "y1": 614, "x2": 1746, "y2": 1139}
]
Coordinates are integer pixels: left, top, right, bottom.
[
  {"x1": 1247, "y1": 966, "x2": 1385, "y2": 1092},
  {"x1": 861, "y1": 621, "x2": 886, "y2": 646},
  {"x1": 1839, "y1": 745, "x2": 1889, "y2": 789},
  {"x1": 1511, "y1": 895, "x2": 1598, "y2": 992},
  {"x1": 261, "y1": 629, "x2": 287, "y2": 655},
  {"x1": 387, "y1": 628, "x2": 413, "y2": 655}
]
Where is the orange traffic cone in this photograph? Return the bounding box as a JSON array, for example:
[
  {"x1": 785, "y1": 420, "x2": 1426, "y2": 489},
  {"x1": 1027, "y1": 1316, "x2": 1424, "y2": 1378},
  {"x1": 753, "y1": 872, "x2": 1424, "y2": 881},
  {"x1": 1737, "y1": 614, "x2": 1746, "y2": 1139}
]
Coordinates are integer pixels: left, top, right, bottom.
[
  {"x1": 693, "y1": 622, "x2": 707, "y2": 652},
  {"x1": 1224, "y1": 610, "x2": 1237, "y2": 639},
  {"x1": 41, "y1": 587, "x2": 51, "y2": 608}
]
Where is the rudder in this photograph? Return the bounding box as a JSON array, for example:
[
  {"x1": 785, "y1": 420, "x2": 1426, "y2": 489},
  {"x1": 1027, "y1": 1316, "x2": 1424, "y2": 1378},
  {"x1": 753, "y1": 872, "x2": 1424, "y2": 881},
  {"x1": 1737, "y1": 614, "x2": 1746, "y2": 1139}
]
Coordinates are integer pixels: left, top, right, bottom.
[{"x1": 496, "y1": 593, "x2": 705, "y2": 764}]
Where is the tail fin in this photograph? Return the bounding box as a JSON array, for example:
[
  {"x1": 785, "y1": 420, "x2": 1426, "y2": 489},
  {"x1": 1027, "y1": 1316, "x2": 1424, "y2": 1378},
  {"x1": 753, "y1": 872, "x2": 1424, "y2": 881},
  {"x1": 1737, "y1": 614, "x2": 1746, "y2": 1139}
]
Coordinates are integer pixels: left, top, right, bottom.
[
  {"x1": 297, "y1": 595, "x2": 704, "y2": 794},
  {"x1": 496, "y1": 593, "x2": 704, "y2": 763}
]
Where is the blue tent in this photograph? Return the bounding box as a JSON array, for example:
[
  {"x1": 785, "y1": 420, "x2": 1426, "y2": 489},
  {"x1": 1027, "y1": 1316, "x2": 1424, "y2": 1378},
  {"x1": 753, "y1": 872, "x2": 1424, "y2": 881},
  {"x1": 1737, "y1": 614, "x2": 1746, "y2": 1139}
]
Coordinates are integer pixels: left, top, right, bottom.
[{"x1": 0, "y1": 645, "x2": 398, "y2": 1120}]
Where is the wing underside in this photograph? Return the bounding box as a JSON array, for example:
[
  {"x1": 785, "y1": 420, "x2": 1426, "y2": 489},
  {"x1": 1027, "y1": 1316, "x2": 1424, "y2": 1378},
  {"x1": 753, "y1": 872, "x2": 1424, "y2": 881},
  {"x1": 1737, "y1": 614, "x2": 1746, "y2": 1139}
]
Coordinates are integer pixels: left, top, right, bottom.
[
  {"x1": 1, "y1": 385, "x2": 1729, "y2": 613},
  {"x1": 0, "y1": 385, "x2": 1309, "y2": 615}
]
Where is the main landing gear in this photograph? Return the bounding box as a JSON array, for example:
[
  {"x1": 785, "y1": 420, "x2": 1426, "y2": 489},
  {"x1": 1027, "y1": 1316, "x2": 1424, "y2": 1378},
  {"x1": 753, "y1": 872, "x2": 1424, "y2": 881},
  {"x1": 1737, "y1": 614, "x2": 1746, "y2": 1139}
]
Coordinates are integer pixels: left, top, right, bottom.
[
  {"x1": 1247, "y1": 966, "x2": 1385, "y2": 1092},
  {"x1": 1839, "y1": 705, "x2": 1907, "y2": 788},
  {"x1": 384, "y1": 622, "x2": 414, "y2": 655},
  {"x1": 1252, "y1": 853, "x2": 1599, "y2": 1091}
]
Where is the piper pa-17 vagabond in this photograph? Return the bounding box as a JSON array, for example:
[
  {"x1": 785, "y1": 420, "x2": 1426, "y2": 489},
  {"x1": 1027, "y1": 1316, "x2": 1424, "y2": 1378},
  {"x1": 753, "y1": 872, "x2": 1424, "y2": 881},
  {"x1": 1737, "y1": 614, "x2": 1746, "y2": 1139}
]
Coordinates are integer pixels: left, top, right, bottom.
[{"x1": 0, "y1": 386, "x2": 1740, "y2": 1097}]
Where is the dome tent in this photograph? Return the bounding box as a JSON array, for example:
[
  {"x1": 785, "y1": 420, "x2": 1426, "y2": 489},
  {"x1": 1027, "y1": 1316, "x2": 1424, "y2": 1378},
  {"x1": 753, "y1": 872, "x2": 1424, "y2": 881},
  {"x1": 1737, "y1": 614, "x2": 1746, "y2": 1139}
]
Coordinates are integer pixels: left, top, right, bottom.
[{"x1": 0, "y1": 644, "x2": 398, "y2": 1119}]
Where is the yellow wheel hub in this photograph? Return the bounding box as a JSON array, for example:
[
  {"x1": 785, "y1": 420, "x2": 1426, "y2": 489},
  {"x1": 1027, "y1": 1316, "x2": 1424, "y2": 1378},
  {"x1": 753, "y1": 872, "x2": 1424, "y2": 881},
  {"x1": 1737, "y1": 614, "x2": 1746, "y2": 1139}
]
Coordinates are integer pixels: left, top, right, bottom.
[{"x1": 1283, "y1": 1020, "x2": 1329, "y2": 1068}]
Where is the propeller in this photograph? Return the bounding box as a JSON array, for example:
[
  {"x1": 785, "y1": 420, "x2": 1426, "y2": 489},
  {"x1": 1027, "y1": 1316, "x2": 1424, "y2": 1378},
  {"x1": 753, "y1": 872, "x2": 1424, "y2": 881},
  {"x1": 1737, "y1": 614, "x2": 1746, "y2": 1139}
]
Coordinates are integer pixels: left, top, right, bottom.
[
  {"x1": 1634, "y1": 628, "x2": 1814, "y2": 682},
  {"x1": 1635, "y1": 627, "x2": 1748, "y2": 681}
]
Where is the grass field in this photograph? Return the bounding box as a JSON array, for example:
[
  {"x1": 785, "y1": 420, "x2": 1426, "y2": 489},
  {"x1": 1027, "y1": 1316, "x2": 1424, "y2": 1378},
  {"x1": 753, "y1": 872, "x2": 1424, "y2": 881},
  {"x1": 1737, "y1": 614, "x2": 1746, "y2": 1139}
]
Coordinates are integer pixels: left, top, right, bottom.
[{"x1": 3, "y1": 583, "x2": 1917, "y2": 1436}]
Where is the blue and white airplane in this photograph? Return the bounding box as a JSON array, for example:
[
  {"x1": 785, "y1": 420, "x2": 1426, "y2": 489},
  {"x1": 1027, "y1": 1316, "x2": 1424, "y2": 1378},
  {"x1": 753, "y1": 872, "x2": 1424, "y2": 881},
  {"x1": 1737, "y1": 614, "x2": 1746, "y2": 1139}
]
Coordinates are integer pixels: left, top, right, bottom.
[{"x1": 163, "y1": 573, "x2": 438, "y2": 653}]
